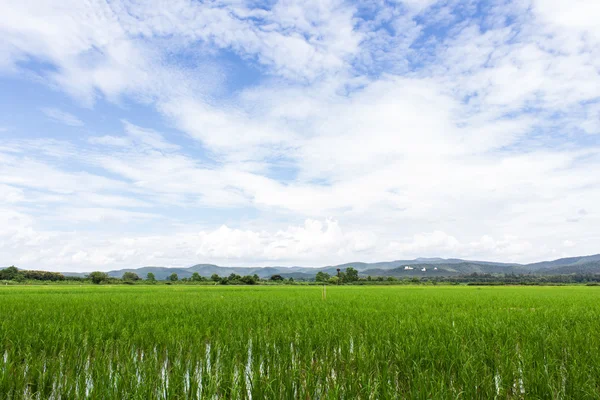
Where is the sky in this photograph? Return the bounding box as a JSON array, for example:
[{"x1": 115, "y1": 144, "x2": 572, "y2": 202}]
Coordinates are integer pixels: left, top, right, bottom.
[{"x1": 1, "y1": 0, "x2": 599, "y2": 272}]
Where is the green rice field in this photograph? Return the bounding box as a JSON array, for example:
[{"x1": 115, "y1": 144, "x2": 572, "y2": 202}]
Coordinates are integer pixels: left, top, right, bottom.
[{"x1": 1, "y1": 285, "x2": 600, "y2": 399}]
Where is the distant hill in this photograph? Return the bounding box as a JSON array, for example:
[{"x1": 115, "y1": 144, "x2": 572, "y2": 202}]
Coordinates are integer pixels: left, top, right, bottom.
[
  {"x1": 362, "y1": 261, "x2": 526, "y2": 277},
  {"x1": 51, "y1": 254, "x2": 600, "y2": 280},
  {"x1": 524, "y1": 254, "x2": 600, "y2": 270},
  {"x1": 535, "y1": 260, "x2": 600, "y2": 275}
]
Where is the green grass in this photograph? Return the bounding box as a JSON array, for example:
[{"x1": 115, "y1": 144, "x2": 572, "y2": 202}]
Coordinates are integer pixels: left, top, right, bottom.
[{"x1": 1, "y1": 285, "x2": 600, "y2": 399}]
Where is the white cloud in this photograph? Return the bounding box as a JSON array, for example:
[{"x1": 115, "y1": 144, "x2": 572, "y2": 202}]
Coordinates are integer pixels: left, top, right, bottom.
[
  {"x1": 1, "y1": 0, "x2": 600, "y2": 270},
  {"x1": 41, "y1": 107, "x2": 84, "y2": 127},
  {"x1": 88, "y1": 136, "x2": 131, "y2": 147},
  {"x1": 532, "y1": 0, "x2": 600, "y2": 38},
  {"x1": 0, "y1": 184, "x2": 24, "y2": 203}
]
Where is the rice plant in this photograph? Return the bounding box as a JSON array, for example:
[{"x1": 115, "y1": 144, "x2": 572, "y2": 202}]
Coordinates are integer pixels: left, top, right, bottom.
[{"x1": 1, "y1": 285, "x2": 600, "y2": 399}]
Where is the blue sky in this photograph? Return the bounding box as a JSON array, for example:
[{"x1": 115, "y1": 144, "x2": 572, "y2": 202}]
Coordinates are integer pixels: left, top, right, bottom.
[{"x1": 1, "y1": 0, "x2": 599, "y2": 271}]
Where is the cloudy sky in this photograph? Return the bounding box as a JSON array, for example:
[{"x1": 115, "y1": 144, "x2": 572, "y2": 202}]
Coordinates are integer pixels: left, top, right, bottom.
[{"x1": 1, "y1": 0, "x2": 599, "y2": 271}]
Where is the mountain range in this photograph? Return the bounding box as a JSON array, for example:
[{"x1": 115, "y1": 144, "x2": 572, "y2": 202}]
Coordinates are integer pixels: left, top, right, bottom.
[{"x1": 59, "y1": 254, "x2": 600, "y2": 280}]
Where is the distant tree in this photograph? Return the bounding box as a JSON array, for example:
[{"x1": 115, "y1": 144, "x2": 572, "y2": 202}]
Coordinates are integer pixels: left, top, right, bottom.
[
  {"x1": 240, "y1": 275, "x2": 257, "y2": 285},
  {"x1": 270, "y1": 274, "x2": 284, "y2": 281},
  {"x1": 23, "y1": 270, "x2": 65, "y2": 281},
  {"x1": 345, "y1": 267, "x2": 359, "y2": 282},
  {"x1": 288, "y1": 277, "x2": 294, "y2": 283},
  {"x1": 328, "y1": 276, "x2": 339, "y2": 285},
  {"x1": 169, "y1": 273, "x2": 179, "y2": 282},
  {"x1": 315, "y1": 271, "x2": 331, "y2": 282},
  {"x1": 367, "y1": 275, "x2": 372, "y2": 281},
  {"x1": 88, "y1": 271, "x2": 109, "y2": 284},
  {"x1": 228, "y1": 273, "x2": 242, "y2": 281},
  {"x1": 253, "y1": 274, "x2": 260, "y2": 282},
  {"x1": 191, "y1": 272, "x2": 202, "y2": 282},
  {"x1": 122, "y1": 272, "x2": 140, "y2": 281},
  {"x1": 210, "y1": 274, "x2": 220, "y2": 282},
  {"x1": 0, "y1": 266, "x2": 19, "y2": 280},
  {"x1": 146, "y1": 272, "x2": 156, "y2": 283}
]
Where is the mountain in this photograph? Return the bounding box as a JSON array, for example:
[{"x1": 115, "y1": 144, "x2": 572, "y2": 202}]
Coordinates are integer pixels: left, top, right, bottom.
[
  {"x1": 535, "y1": 260, "x2": 600, "y2": 275},
  {"x1": 362, "y1": 262, "x2": 527, "y2": 277},
  {"x1": 53, "y1": 254, "x2": 600, "y2": 280},
  {"x1": 525, "y1": 254, "x2": 600, "y2": 270}
]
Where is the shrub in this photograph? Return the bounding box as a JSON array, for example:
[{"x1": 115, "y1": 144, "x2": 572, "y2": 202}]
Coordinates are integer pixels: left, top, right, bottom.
[
  {"x1": 88, "y1": 271, "x2": 109, "y2": 284},
  {"x1": 122, "y1": 272, "x2": 141, "y2": 281}
]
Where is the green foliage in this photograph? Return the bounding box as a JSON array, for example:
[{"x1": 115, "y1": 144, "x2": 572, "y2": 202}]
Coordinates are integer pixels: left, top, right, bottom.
[
  {"x1": 88, "y1": 271, "x2": 109, "y2": 284},
  {"x1": 344, "y1": 267, "x2": 359, "y2": 282},
  {"x1": 169, "y1": 273, "x2": 178, "y2": 282},
  {"x1": 328, "y1": 276, "x2": 340, "y2": 284},
  {"x1": 228, "y1": 273, "x2": 241, "y2": 281},
  {"x1": 146, "y1": 272, "x2": 156, "y2": 283},
  {"x1": 22, "y1": 270, "x2": 65, "y2": 281},
  {"x1": 239, "y1": 275, "x2": 257, "y2": 285},
  {"x1": 0, "y1": 266, "x2": 19, "y2": 280},
  {"x1": 210, "y1": 274, "x2": 220, "y2": 282},
  {"x1": 315, "y1": 271, "x2": 330, "y2": 282},
  {"x1": 270, "y1": 274, "x2": 284, "y2": 281},
  {"x1": 0, "y1": 265, "x2": 23, "y2": 281},
  {"x1": 191, "y1": 272, "x2": 203, "y2": 282},
  {"x1": 122, "y1": 272, "x2": 140, "y2": 282},
  {"x1": 0, "y1": 266, "x2": 65, "y2": 282}
]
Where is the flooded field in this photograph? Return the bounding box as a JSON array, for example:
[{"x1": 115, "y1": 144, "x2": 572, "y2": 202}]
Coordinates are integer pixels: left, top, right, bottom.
[{"x1": 1, "y1": 285, "x2": 600, "y2": 398}]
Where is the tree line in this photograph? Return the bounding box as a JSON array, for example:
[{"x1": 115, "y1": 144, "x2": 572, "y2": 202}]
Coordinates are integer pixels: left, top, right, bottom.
[
  {"x1": 3, "y1": 265, "x2": 600, "y2": 285},
  {"x1": 0, "y1": 266, "x2": 66, "y2": 282}
]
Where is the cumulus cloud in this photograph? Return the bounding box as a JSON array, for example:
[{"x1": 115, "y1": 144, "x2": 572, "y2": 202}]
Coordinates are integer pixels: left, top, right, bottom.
[{"x1": 0, "y1": 0, "x2": 599, "y2": 270}]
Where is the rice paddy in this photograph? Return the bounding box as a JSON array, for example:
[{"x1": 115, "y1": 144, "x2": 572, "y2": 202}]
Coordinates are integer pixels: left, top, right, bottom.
[{"x1": 1, "y1": 285, "x2": 600, "y2": 399}]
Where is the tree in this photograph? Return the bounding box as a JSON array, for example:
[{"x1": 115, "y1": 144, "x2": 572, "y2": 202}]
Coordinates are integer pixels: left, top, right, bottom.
[
  {"x1": 88, "y1": 271, "x2": 109, "y2": 284},
  {"x1": 211, "y1": 274, "x2": 220, "y2": 282},
  {"x1": 315, "y1": 271, "x2": 330, "y2": 282},
  {"x1": 146, "y1": 272, "x2": 156, "y2": 283},
  {"x1": 270, "y1": 274, "x2": 284, "y2": 281},
  {"x1": 228, "y1": 273, "x2": 241, "y2": 281},
  {"x1": 240, "y1": 275, "x2": 257, "y2": 285},
  {"x1": 0, "y1": 266, "x2": 19, "y2": 280},
  {"x1": 122, "y1": 272, "x2": 140, "y2": 281},
  {"x1": 191, "y1": 272, "x2": 202, "y2": 282},
  {"x1": 328, "y1": 276, "x2": 339, "y2": 285},
  {"x1": 169, "y1": 273, "x2": 179, "y2": 282},
  {"x1": 345, "y1": 267, "x2": 359, "y2": 282},
  {"x1": 23, "y1": 270, "x2": 65, "y2": 281}
]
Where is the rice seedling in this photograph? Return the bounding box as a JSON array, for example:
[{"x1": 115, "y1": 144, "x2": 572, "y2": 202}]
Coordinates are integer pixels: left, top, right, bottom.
[{"x1": 1, "y1": 285, "x2": 600, "y2": 399}]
